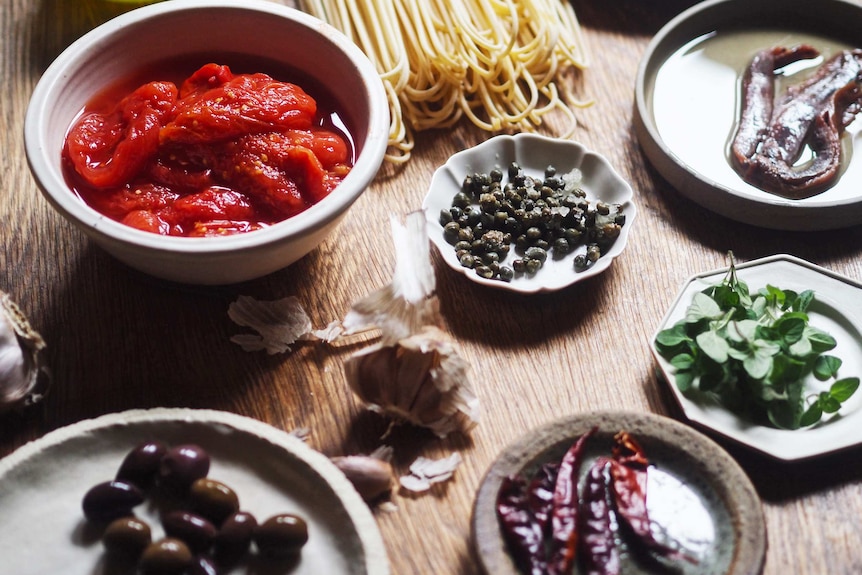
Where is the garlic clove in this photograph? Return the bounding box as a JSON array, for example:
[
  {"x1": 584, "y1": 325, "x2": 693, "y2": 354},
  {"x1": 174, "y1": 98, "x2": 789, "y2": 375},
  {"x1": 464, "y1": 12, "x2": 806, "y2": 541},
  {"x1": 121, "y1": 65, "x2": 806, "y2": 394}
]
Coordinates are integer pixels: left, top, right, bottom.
[
  {"x1": 330, "y1": 454, "x2": 395, "y2": 502},
  {"x1": 0, "y1": 291, "x2": 49, "y2": 412},
  {"x1": 344, "y1": 326, "x2": 480, "y2": 438}
]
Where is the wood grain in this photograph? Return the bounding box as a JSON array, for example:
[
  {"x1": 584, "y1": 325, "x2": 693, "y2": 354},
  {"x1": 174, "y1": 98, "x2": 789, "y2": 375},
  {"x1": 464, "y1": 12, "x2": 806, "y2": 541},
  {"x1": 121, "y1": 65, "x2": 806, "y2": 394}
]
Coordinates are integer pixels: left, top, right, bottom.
[{"x1": 2, "y1": 1, "x2": 862, "y2": 574}]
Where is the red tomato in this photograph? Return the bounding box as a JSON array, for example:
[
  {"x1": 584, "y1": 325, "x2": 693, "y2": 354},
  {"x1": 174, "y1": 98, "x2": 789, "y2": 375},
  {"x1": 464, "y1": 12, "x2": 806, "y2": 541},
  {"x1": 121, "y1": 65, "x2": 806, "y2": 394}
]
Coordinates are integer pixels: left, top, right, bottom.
[
  {"x1": 65, "y1": 82, "x2": 177, "y2": 188},
  {"x1": 161, "y1": 71, "x2": 317, "y2": 146},
  {"x1": 63, "y1": 64, "x2": 352, "y2": 237}
]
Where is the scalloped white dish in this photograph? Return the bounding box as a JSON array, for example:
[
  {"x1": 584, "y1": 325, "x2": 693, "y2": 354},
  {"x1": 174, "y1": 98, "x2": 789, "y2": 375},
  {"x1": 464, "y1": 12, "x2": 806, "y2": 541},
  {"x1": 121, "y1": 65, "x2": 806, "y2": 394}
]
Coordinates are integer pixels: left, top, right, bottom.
[
  {"x1": 0, "y1": 409, "x2": 389, "y2": 575},
  {"x1": 472, "y1": 411, "x2": 766, "y2": 575},
  {"x1": 634, "y1": 0, "x2": 862, "y2": 231},
  {"x1": 422, "y1": 133, "x2": 636, "y2": 293},
  {"x1": 651, "y1": 254, "x2": 862, "y2": 461}
]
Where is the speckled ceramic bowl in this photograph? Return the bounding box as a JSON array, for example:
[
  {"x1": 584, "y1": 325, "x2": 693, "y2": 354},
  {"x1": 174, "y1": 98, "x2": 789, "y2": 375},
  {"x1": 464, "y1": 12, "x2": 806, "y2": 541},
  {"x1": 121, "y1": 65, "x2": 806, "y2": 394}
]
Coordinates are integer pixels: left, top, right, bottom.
[
  {"x1": 472, "y1": 411, "x2": 766, "y2": 575},
  {"x1": 24, "y1": 0, "x2": 388, "y2": 284}
]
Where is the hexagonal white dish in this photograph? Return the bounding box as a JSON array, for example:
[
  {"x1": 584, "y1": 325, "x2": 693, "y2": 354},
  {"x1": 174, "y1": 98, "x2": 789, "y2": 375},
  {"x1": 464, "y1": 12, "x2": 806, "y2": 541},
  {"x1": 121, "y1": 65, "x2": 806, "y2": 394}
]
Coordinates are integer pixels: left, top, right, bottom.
[
  {"x1": 422, "y1": 133, "x2": 636, "y2": 293},
  {"x1": 0, "y1": 409, "x2": 389, "y2": 575},
  {"x1": 651, "y1": 254, "x2": 862, "y2": 461}
]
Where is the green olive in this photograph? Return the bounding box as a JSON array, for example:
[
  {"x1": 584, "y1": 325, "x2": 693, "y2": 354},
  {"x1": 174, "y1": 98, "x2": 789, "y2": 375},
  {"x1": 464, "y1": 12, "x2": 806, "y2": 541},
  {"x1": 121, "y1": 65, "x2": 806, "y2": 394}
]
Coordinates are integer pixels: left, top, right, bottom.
[
  {"x1": 138, "y1": 538, "x2": 193, "y2": 575},
  {"x1": 253, "y1": 514, "x2": 309, "y2": 557},
  {"x1": 102, "y1": 517, "x2": 151, "y2": 558}
]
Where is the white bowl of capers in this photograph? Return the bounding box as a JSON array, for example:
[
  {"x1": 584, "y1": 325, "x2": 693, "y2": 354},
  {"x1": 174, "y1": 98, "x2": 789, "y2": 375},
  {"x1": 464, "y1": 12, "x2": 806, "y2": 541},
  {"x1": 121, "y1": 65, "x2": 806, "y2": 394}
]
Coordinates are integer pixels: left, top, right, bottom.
[{"x1": 423, "y1": 133, "x2": 636, "y2": 293}]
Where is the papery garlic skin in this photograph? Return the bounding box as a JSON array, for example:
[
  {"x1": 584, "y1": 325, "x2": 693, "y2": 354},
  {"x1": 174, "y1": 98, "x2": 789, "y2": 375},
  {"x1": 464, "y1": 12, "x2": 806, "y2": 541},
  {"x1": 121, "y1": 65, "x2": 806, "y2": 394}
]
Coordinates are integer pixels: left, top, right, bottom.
[
  {"x1": 228, "y1": 295, "x2": 313, "y2": 354},
  {"x1": 344, "y1": 326, "x2": 479, "y2": 437},
  {"x1": 0, "y1": 292, "x2": 48, "y2": 411},
  {"x1": 343, "y1": 212, "x2": 437, "y2": 345}
]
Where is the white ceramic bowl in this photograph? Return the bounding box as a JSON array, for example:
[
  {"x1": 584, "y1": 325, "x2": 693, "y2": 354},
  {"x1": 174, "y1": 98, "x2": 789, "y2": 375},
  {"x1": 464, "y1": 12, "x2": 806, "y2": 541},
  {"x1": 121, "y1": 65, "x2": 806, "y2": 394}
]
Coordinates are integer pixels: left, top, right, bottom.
[
  {"x1": 422, "y1": 134, "x2": 636, "y2": 293},
  {"x1": 24, "y1": 0, "x2": 388, "y2": 285}
]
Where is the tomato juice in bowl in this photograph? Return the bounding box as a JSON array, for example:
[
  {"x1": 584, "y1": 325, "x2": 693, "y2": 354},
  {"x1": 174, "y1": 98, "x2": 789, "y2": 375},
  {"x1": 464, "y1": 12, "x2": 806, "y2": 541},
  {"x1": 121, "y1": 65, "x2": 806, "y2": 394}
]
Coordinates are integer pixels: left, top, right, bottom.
[{"x1": 24, "y1": 0, "x2": 388, "y2": 285}]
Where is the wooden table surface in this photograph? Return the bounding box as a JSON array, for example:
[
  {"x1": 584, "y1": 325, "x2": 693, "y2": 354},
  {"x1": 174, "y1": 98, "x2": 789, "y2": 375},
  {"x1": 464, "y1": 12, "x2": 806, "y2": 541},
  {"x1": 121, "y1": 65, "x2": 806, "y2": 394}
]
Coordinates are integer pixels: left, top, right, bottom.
[{"x1": 3, "y1": 1, "x2": 862, "y2": 574}]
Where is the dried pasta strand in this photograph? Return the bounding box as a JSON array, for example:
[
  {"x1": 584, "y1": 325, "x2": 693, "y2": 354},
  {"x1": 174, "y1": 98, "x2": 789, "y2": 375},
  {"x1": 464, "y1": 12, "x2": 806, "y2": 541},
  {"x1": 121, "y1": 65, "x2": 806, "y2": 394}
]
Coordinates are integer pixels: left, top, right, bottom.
[{"x1": 299, "y1": 0, "x2": 590, "y2": 163}]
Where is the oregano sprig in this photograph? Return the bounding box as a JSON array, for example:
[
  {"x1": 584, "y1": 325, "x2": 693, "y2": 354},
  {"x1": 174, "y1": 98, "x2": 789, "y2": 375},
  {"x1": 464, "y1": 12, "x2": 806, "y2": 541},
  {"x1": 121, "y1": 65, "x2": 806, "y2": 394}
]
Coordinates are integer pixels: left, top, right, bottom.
[{"x1": 654, "y1": 253, "x2": 859, "y2": 430}]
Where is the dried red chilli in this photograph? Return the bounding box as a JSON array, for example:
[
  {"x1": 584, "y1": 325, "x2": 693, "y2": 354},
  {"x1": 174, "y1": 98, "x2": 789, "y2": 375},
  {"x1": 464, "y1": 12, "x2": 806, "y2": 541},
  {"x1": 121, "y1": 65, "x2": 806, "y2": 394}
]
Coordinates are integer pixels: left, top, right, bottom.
[
  {"x1": 578, "y1": 457, "x2": 620, "y2": 575},
  {"x1": 547, "y1": 426, "x2": 596, "y2": 575},
  {"x1": 496, "y1": 475, "x2": 548, "y2": 575},
  {"x1": 609, "y1": 432, "x2": 697, "y2": 565},
  {"x1": 527, "y1": 462, "x2": 559, "y2": 536}
]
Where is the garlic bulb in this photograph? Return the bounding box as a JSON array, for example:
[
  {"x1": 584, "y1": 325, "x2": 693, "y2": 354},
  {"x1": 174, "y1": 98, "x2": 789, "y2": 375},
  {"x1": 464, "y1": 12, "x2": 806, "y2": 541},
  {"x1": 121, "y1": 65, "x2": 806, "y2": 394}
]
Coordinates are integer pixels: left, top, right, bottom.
[
  {"x1": 344, "y1": 325, "x2": 480, "y2": 437},
  {"x1": 0, "y1": 291, "x2": 48, "y2": 411}
]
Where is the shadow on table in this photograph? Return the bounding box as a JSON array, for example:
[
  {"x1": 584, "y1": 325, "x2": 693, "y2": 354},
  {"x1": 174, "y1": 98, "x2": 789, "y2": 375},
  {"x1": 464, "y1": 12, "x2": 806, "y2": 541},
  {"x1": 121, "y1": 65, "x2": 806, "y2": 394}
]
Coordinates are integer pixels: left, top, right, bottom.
[{"x1": 647, "y1": 369, "x2": 862, "y2": 503}]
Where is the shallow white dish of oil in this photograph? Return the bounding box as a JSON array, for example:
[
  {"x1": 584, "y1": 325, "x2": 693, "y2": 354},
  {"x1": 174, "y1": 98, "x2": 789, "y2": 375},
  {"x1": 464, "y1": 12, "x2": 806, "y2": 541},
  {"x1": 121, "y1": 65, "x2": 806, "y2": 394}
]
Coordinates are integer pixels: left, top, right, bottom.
[
  {"x1": 651, "y1": 254, "x2": 862, "y2": 461},
  {"x1": 0, "y1": 408, "x2": 389, "y2": 575},
  {"x1": 472, "y1": 410, "x2": 766, "y2": 575},
  {"x1": 634, "y1": 0, "x2": 862, "y2": 231},
  {"x1": 422, "y1": 133, "x2": 636, "y2": 294}
]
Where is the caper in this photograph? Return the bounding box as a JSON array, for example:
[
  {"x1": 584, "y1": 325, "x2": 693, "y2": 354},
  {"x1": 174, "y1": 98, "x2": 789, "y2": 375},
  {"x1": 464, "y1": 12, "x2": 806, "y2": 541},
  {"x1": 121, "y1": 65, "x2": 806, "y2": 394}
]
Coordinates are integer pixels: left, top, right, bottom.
[
  {"x1": 498, "y1": 266, "x2": 515, "y2": 282},
  {"x1": 442, "y1": 221, "x2": 460, "y2": 244},
  {"x1": 214, "y1": 511, "x2": 257, "y2": 566},
  {"x1": 189, "y1": 478, "x2": 240, "y2": 526},
  {"x1": 116, "y1": 441, "x2": 167, "y2": 490},
  {"x1": 574, "y1": 254, "x2": 589, "y2": 270},
  {"x1": 162, "y1": 511, "x2": 217, "y2": 553},
  {"x1": 524, "y1": 258, "x2": 542, "y2": 274},
  {"x1": 475, "y1": 265, "x2": 494, "y2": 279},
  {"x1": 586, "y1": 244, "x2": 601, "y2": 262},
  {"x1": 554, "y1": 238, "x2": 572, "y2": 254},
  {"x1": 160, "y1": 445, "x2": 210, "y2": 494},
  {"x1": 82, "y1": 480, "x2": 144, "y2": 523},
  {"x1": 452, "y1": 191, "x2": 471, "y2": 208},
  {"x1": 439, "y1": 209, "x2": 453, "y2": 226},
  {"x1": 457, "y1": 226, "x2": 474, "y2": 242},
  {"x1": 139, "y1": 538, "x2": 193, "y2": 575},
  {"x1": 489, "y1": 167, "x2": 503, "y2": 182},
  {"x1": 254, "y1": 514, "x2": 309, "y2": 557},
  {"x1": 507, "y1": 162, "x2": 521, "y2": 179},
  {"x1": 459, "y1": 254, "x2": 475, "y2": 268},
  {"x1": 512, "y1": 259, "x2": 526, "y2": 273},
  {"x1": 524, "y1": 247, "x2": 547, "y2": 263},
  {"x1": 102, "y1": 517, "x2": 152, "y2": 558}
]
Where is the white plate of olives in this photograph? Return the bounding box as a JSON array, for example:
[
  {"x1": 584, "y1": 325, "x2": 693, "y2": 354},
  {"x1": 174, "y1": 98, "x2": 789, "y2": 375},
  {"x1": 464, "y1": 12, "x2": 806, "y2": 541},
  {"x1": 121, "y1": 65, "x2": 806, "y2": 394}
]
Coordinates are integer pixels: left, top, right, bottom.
[
  {"x1": 423, "y1": 133, "x2": 637, "y2": 293},
  {"x1": 0, "y1": 408, "x2": 389, "y2": 575}
]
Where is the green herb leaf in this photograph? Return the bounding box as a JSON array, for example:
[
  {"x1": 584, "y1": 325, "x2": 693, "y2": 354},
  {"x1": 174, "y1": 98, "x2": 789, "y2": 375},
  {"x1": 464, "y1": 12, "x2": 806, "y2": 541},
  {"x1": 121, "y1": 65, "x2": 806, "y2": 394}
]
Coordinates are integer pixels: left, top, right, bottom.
[
  {"x1": 670, "y1": 353, "x2": 695, "y2": 371},
  {"x1": 806, "y1": 327, "x2": 837, "y2": 353},
  {"x1": 830, "y1": 377, "x2": 860, "y2": 402},
  {"x1": 655, "y1": 324, "x2": 689, "y2": 348},
  {"x1": 743, "y1": 353, "x2": 772, "y2": 380},
  {"x1": 800, "y1": 403, "x2": 823, "y2": 427},
  {"x1": 814, "y1": 355, "x2": 842, "y2": 380},
  {"x1": 696, "y1": 330, "x2": 729, "y2": 363},
  {"x1": 685, "y1": 292, "x2": 723, "y2": 323}
]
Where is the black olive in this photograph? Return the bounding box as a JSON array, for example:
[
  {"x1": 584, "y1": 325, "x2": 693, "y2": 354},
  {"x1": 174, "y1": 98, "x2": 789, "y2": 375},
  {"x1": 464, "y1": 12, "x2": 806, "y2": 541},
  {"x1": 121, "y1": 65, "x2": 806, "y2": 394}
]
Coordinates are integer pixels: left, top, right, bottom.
[
  {"x1": 139, "y1": 538, "x2": 193, "y2": 575},
  {"x1": 187, "y1": 554, "x2": 220, "y2": 575},
  {"x1": 188, "y1": 478, "x2": 240, "y2": 526},
  {"x1": 82, "y1": 480, "x2": 144, "y2": 522},
  {"x1": 159, "y1": 444, "x2": 210, "y2": 494},
  {"x1": 102, "y1": 517, "x2": 151, "y2": 559},
  {"x1": 161, "y1": 510, "x2": 217, "y2": 553},
  {"x1": 253, "y1": 514, "x2": 309, "y2": 557},
  {"x1": 115, "y1": 441, "x2": 167, "y2": 490},
  {"x1": 214, "y1": 511, "x2": 257, "y2": 566}
]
